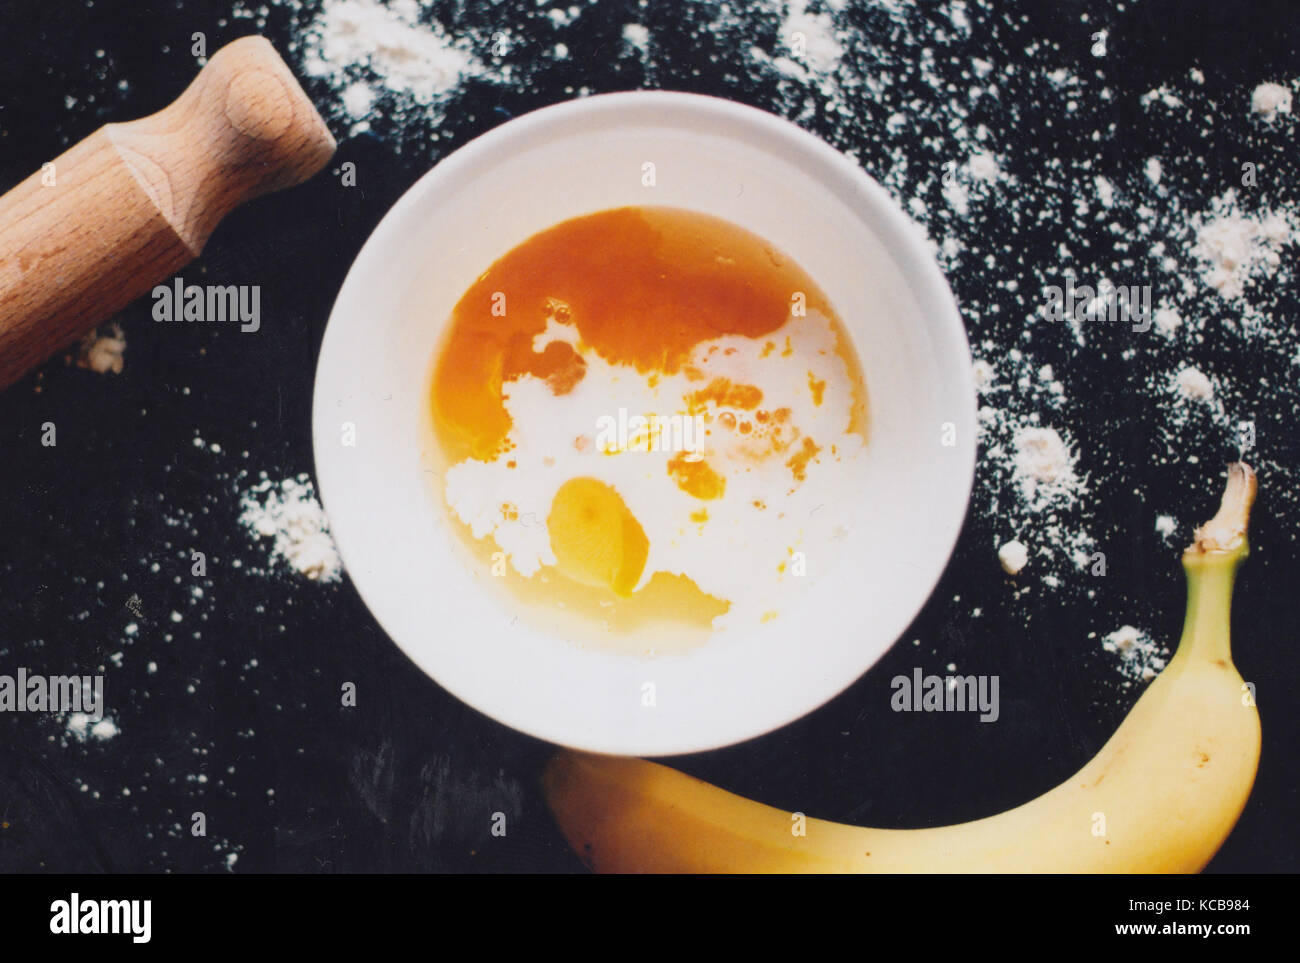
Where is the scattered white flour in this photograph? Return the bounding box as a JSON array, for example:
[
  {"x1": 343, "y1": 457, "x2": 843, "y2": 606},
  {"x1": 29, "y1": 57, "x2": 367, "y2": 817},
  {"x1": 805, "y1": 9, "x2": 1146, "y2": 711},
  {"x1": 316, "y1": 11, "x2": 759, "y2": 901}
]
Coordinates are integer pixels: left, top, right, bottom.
[
  {"x1": 1012, "y1": 426, "x2": 1083, "y2": 511},
  {"x1": 1094, "y1": 175, "x2": 1115, "y2": 209},
  {"x1": 295, "y1": 0, "x2": 482, "y2": 135},
  {"x1": 1191, "y1": 190, "x2": 1296, "y2": 304},
  {"x1": 1144, "y1": 156, "x2": 1163, "y2": 186},
  {"x1": 1153, "y1": 305, "x2": 1181, "y2": 337},
  {"x1": 340, "y1": 80, "x2": 375, "y2": 117},
  {"x1": 1100, "y1": 625, "x2": 1168, "y2": 684},
  {"x1": 997, "y1": 539, "x2": 1028, "y2": 575},
  {"x1": 968, "y1": 151, "x2": 1001, "y2": 183},
  {"x1": 1250, "y1": 82, "x2": 1293, "y2": 123},
  {"x1": 66, "y1": 712, "x2": 119, "y2": 742},
  {"x1": 239, "y1": 475, "x2": 343, "y2": 583},
  {"x1": 780, "y1": 0, "x2": 845, "y2": 77},
  {"x1": 1163, "y1": 365, "x2": 1231, "y2": 434},
  {"x1": 942, "y1": 177, "x2": 970, "y2": 217},
  {"x1": 975, "y1": 351, "x2": 1093, "y2": 578},
  {"x1": 1140, "y1": 85, "x2": 1184, "y2": 110},
  {"x1": 621, "y1": 23, "x2": 650, "y2": 55},
  {"x1": 1046, "y1": 67, "x2": 1076, "y2": 88},
  {"x1": 76, "y1": 323, "x2": 126, "y2": 375},
  {"x1": 1155, "y1": 515, "x2": 1177, "y2": 542},
  {"x1": 1174, "y1": 366, "x2": 1214, "y2": 402}
]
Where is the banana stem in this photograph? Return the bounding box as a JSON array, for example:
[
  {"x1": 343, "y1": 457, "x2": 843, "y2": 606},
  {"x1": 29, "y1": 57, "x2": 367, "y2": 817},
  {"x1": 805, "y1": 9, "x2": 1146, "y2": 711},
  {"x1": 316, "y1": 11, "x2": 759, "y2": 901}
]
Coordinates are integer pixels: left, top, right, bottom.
[
  {"x1": 1175, "y1": 463, "x2": 1255, "y2": 666},
  {"x1": 1187, "y1": 462, "x2": 1256, "y2": 557}
]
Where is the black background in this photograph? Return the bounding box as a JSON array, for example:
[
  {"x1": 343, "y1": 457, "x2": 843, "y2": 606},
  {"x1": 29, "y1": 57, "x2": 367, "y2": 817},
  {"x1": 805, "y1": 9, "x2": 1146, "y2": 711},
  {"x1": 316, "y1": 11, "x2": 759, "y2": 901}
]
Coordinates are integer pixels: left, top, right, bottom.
[{"x1": 0, "y1": 0, "x2": 1296, "y2": 874}]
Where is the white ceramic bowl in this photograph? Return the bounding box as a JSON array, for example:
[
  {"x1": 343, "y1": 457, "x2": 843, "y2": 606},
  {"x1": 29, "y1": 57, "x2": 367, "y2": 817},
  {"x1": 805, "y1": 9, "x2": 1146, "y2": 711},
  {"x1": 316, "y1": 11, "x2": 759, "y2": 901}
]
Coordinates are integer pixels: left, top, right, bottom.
[{"x1": 313, "y1": 91, "x2": 975, "y2": 756}]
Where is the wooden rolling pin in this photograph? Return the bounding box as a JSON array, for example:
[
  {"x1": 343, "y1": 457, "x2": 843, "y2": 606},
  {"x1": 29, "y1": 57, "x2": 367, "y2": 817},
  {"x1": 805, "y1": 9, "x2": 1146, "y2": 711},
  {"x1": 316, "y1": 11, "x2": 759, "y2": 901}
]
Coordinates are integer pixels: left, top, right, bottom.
[{"x1": 0, "y1": 36, "x2": 336, "y2": 390}]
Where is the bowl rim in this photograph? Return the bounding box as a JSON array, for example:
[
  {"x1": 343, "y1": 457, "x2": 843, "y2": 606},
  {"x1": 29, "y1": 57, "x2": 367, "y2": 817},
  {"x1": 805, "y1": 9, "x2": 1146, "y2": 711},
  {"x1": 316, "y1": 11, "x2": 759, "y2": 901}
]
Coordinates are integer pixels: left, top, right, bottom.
[{"x1": 312, "y1": 89, "x2": 976, "y2": 755}]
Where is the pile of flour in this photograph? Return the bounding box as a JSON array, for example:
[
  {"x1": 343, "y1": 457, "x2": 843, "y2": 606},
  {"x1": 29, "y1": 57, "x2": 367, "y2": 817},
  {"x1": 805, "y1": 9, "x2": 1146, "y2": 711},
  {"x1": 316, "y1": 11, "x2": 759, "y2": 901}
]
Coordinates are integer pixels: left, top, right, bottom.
[
  {"x1": 238, "y1": 474, "x2": 342, "y2": 583},
  {"x1": 975, "y1": 355, "x2": 1093, "y2": 582},
  {"x1": 1099, "y1": 625, "x2": 1169, "y2": 686},
  {"x1": 75, "y1": 323, "x2": 127, "y2": 375},
  {"x1": 234, "y1": 0, "x2": 486, "y2": 140}
]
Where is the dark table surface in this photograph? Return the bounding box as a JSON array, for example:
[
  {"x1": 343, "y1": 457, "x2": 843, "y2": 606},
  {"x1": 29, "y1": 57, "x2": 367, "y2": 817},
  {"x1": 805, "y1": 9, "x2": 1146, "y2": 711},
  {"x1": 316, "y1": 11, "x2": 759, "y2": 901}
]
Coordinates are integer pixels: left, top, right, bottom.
[{"x1": 0, "y1": 0, "x2": 1296, "y2": 873}]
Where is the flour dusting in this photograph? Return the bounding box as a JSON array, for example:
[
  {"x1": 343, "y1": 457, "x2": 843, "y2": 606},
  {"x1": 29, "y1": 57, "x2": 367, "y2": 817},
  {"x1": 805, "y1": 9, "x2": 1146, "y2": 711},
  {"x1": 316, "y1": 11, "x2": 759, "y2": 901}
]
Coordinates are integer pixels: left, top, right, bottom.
[
  {"x1": 1100, "y1": 625, "x2": 1169, "y2": 686},
  {"x1": 239, "y1": 475, "x2": 343, "y2": 583}
]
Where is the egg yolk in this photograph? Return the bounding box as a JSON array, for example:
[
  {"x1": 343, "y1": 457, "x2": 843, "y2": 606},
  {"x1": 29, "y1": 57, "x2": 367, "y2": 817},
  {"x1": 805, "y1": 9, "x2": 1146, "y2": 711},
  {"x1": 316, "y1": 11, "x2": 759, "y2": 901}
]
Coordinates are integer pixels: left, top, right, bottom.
[{"x1": 547, "y1": 477, "x2": 649, "y2": 597}]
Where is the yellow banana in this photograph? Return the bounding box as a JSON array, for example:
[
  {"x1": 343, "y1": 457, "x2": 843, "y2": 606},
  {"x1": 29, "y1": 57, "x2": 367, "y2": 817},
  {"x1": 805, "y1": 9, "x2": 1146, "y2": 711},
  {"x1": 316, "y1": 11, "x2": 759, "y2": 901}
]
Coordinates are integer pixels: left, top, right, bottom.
[{"x1": 543, "y1": 463, "x2": 1261, "y2": 873}]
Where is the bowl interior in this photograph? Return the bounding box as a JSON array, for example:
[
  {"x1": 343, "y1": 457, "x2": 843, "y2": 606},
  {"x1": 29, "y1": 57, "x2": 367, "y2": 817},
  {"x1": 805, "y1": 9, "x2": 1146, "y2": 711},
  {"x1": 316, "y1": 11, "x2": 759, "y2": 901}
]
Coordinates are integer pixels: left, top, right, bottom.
[{"x1": 313, "y1": 92, "x2": 975, "y2": 755}]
